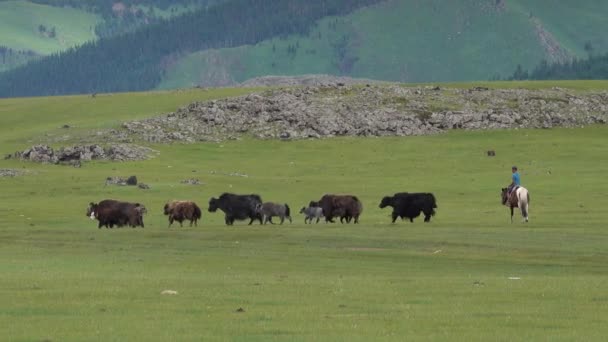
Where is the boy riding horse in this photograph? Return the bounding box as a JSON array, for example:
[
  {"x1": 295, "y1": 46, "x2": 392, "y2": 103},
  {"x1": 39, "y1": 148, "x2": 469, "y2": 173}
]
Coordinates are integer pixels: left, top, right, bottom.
[{"x1": 507, "y1": 166, "x2": 520, "y2": 197}]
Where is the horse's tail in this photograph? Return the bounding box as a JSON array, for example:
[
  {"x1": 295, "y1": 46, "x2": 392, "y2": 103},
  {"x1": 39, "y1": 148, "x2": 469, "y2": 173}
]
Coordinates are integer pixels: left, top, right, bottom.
[{"x1": 519, "y1": 189, "x2": 529, "y2": 220}]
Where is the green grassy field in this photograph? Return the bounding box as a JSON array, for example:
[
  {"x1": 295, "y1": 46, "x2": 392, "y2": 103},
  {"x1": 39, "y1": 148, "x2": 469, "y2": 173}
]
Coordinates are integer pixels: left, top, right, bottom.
[
  {"x1": 1, "y1": 84, "x2": 608, "y2": 340},
  {"x1": 159, "y1": 0, "x2": 608, "y2": 88}
]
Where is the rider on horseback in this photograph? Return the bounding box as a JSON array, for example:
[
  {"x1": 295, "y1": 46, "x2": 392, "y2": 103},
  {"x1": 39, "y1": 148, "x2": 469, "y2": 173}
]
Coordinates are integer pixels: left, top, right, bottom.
[{"x1": 507, "y1": 166, "x2": 520, "y2": 197}]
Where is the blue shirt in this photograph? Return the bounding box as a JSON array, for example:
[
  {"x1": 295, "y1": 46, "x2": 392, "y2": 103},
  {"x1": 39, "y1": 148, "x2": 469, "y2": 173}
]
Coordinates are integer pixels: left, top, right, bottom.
[{"x1": 512, "y1": 172, "x2": 521, "y2": 186}]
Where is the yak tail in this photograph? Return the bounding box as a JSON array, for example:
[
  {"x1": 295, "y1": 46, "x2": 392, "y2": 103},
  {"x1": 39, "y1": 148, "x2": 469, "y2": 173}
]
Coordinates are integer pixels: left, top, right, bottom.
[
  {"x1": 193, "y1": 204, "x2": 202, "y2": 219},
  {"x1": 352, "y1": 196, "x2": 363, "y2": 212},
  {"x1": 284, "y1": 204, "x2": 290, "y2": 218}
]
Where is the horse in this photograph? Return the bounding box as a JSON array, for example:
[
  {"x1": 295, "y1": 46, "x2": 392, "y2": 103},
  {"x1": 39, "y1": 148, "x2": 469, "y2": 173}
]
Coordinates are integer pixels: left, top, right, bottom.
[{"x1": 501, "y1": 187, "x2": 529, "y2": 223}]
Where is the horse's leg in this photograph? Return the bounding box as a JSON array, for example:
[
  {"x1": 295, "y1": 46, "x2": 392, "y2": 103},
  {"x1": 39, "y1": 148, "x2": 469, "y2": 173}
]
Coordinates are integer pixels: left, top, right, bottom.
[
  {"x1": 510, "y1": 206, "x2": 514, "y2": 223},
  {"x1": 392, "y1": 212, "x2": 398, "y2": 223}
]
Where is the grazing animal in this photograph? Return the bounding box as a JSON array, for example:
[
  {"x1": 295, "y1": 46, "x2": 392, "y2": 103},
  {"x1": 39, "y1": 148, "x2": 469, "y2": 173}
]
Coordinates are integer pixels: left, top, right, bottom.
[
  {"x1": 312, "y1": 194, "x2": 363, "y2": 223},
  {"x1": 87, "y1": 200, "x2": 146, "y2": 228},
  {"x1": 299, "y1": 206, "x2": 324, "y2": 224},
  {"x1": 208, "y1": 193, "x2": 263, "y2": 225},
  {"x1": 129, "y1": 205, "x2": 147, "y2": 227},
  {"x1": 163, "y1": 200, "x2": 202, "y2": 227},
  {"x1": 379, "y1": 192, "x2": 437, "y2": 223},
  {"x1": 255, "y1": 202, "x2": 292, "y2": 224},
  {"x1": 501, "y1": 186, "x2": 530, "y2": 223}
]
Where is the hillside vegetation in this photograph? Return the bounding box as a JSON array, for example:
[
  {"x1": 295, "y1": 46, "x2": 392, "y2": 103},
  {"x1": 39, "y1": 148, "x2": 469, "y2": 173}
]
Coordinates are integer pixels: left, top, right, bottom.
[
  {"x1": 0, "y1": 0, "x2": 100, "y2": 71},
  {"x1": 3, "y1": 0, "x2": 608, "y2": 97},
  {"x1": 160, "y1": 0, "x2": 608, "y2": 87},
  {"x1": 0, "y1": 0, "x2": 220, "y2": 72},
  {"x1": 0, "y1": 0, "x2": 381, "y2": 97},
  {"x1": 1, "y1": 83, "x2": 608, "y2": 340}
]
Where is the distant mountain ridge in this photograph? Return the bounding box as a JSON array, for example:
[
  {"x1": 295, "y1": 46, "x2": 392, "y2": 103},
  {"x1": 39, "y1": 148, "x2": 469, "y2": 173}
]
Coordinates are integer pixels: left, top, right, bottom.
[{"x1": 1, "y1": 0, "x2": 608, "y2": 98}]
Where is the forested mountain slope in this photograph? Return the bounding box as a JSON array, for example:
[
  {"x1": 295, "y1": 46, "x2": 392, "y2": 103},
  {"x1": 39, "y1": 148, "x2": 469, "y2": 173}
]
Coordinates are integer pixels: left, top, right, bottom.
[
  {"x1": 159, "y1": 0, "x2": 608, "y2": 87},
  {"x1": 1, "y1": 0, "x2": 607, "y2": 97},
  {"x1": 0, "y1": 0, "x2": 381, "y2": 97}
]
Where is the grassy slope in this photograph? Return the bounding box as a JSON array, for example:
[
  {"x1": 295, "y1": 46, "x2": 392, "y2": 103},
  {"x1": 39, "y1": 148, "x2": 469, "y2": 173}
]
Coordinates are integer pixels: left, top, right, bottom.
[
  {"x1": 0, "y1": 0, "x2": 100, "y2": 54},
  {"x1": 0, "y1": 0, "x2": 198, "y2": 72},
  {"x1": 159, "y1": 0, "x2": 608, "y2": 88},
  {"x1": 0, "y1": 0, "x2": 100, "y2": 72},
  {"x1": 1, "y1": 82, "x2": 608, "y2": 340}
]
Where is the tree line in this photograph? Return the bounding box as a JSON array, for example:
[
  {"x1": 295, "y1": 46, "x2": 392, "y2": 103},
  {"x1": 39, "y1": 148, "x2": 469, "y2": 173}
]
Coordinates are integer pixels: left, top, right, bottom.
[
  {"x1": 508, "y1": 53, "x2": 608, "y2": 81},
  {"x1": 0, "y1": 0, "x2": 382, "y2": 98}
]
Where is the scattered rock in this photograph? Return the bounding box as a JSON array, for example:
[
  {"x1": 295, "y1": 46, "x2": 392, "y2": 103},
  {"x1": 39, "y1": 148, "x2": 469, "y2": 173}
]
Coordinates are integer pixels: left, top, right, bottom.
[
  {"x1": 8, "y1": 144, "x2": 156, "y2": 165},
  {"x1": 126, "y1": 175, "x2": 138, "y2": 186},
  {"x1": 180, "y1": 178, "x2": 202, "y2": 185},
  {"x1": 487, "y1": 150, "x2": 496, "y2": 157},
  {"x1": 105, "y1": 177, "x2": 128, "y2": 186},
  {"x1": 236, "y1": 307, "x2": 245, "y2": 313},
  {"x1": 0, "y1": 169, "x2": 26, "y2": 177},
  {"x1": 161, "y1": 290, "x2": 178, "y2": 295},
  {"x1": 238, "y1": 74, "x2": 380, "y2": 87},
  {"x1": 138, "y1": 183, "x2": 150, "y2": 190},
  {"x1": 209, "y1": 171, "x2": 249, "y2": 178}
]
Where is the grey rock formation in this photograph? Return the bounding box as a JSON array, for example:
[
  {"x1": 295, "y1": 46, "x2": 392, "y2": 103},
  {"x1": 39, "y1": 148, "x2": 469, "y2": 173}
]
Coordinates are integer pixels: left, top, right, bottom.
[
  {"x1": 0, "y1": 169, "x2": 26, "y2": 177},
  {"x1": 114, "y1": 85, "x2": 608, "y2": 142},
  {"x1": 8, "y1": 144, "x2": 156, "y2": 165}
]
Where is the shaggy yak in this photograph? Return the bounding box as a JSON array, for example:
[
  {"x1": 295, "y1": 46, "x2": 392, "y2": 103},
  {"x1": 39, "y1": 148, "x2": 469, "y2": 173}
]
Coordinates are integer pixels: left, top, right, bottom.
[
  {"x1": 208, "y1": 193, "x2": 263, "y2": 225},
  {"x1": 163, "y1": 200, "x2": 202, "y2": 227},
  {"x1": 87, "y1": 200, "x2": 146, "y2": 228},
  {"x1": 379, "y1": 192, "x2": 437, "y2": 223},
  {"x1": 299, "y1": 205, "x2": 324, "y2": 224},
  {"x1": 310, "y1": 194, "x2": 363, "y2": 223},
  {"x1": 255, "y1": 202, "x2": 292, "y2": 224}
]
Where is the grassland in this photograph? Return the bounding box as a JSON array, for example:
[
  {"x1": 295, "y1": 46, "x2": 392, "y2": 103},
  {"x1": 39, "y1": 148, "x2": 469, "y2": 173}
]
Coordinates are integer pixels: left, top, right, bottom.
[
  {"x1": 0, "y1": 0, "x2": 100, "y2": 54},
  {"x1": 1, "y1": 84, "x2": 608, "y2": 340},
  {"x1": 159, "y1": 0, "x2": 608, "y2": 88}
]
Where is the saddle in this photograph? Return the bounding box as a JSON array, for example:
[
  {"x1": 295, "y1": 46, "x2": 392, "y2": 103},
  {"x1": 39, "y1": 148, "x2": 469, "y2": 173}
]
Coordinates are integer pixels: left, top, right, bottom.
[{"x1": 508, "y1": 186, "x2": 520, "y2": 204}]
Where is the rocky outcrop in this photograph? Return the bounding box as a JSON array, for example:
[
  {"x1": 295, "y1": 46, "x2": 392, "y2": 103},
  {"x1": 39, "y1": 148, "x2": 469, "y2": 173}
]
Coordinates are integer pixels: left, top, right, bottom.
[
  {"x1": 0, "y1": 169, "x2": 27, "y2": 177},
  {"x1": 117, "y1": 85, "x2": 608, "y2": 142},
  {"x1": 7, "y1": 144, "x2": 156, "y2": 165},
  {"x1": 238, "y1": 74, "x2": 381, "y2": 87}
]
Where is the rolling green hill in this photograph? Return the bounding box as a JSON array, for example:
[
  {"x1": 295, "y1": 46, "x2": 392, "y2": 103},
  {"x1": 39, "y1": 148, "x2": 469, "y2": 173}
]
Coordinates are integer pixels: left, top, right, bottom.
[
  {"x1": 0, "y1": 0, "x2": 219, "y2": 72},
  {"x1": 2, "y1": 0, "x2": 608, "y2": 96},
  {"x1": 0, "y1": 0, "x2": 100, "y2": 71},
  {"x1": 1, "y1": 82, "x2": 608, "y2": 340},
  {"x1": 160, "y1": 0, "x2": 608, "y2": 87}
]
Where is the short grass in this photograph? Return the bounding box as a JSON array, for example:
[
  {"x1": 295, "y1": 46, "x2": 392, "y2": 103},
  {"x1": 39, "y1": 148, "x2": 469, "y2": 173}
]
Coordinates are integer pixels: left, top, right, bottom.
[
  {"x1": 1, "y1": 86, "x2": 608, "y2": 340},
  {"x1": 0, "y1": 0, "x2": 100, "y2": 54}
]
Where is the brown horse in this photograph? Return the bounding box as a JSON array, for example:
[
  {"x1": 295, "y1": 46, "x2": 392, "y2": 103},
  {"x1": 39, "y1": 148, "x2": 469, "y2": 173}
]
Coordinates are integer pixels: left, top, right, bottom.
[{"x1": 501, "y1": 187, "x2": 529, "y2": 223}]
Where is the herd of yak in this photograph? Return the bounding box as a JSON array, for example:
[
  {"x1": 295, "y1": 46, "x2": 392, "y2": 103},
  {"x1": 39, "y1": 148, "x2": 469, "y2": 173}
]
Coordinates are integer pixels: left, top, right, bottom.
[{"x1": 86, "y1": 192, "x2": 438, "y2": 229}]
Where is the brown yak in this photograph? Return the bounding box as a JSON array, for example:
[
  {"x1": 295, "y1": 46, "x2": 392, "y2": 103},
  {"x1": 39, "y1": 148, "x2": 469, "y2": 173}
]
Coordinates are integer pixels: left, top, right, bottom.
[{"x1": 163, "y1": 200, "x2": 202, "y2": 227}]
